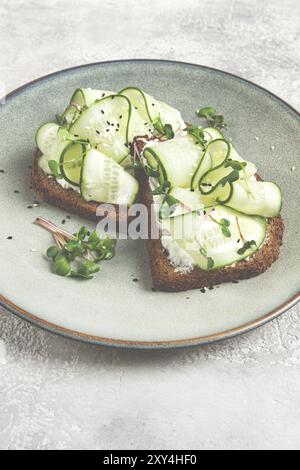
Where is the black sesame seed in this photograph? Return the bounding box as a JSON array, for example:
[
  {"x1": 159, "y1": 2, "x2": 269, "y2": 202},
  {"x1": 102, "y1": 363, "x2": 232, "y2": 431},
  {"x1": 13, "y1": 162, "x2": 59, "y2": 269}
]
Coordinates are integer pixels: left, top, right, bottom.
[
  {"x1": 14, "y1": 190, "x2": 20, "y2": 194},
  {"x1": 106, "y1": 129, "x2": 110, "y2": 132},
  {"x1": 237, "y1": 239, "x2": 241, "y2": 243},
  {"x1": 61, "y1": 220, "x2": 66, "y2": 225},
  {"x1": 0, "y1": 170, "x2": 4, "y2": 173},
  {"x1": 152, "y1": 103, "x2": 155, "y2": 106},
  {"x1": 96, "y1": 130, "x2": 100, "y2": 135},
  {"x1": 7, "y1": 236, "x2": 13, "y2": 240},
  {"x1": 107, "y1": 121, "x2": 111, "y2": 125},
  {"x1": 66, "y1": 215, "x2": 71, "y2": 220},
  {"x1": 119, "y1": 115, "x2": 122, "y2": 119},
  {"x1": 232, "y1": 280, "x2": 239, "y2": 284},
  {"x1": 102, "y1": 93, "x2": 105, "y2": 97},
  {"x1": 152, "y1": 287, "x2": 157, "y2": 292},
  {"x1": 74, "y1": 134, "x2": 79, "y2": 138},
  {"x1": 87, "y1": 231, "x2": 91, "y2": 237},
  {"x1": 27, "y1": 205, "x2": 33, "y2": 209},
  {"x1": 144, "y1": 122, "x2": 148, "y2": 126},
  {"x1": 134, "y1": 107, "x2": 138, "y2": 110},
  {"x1": 100, "y1": 110, "x2": 104, "y2": 114},
  {"x1": 116, "y1": 129, "x2": 119, "y2": 132},
  {"x1": 200, "y1": 288, "x2": 206, "y2": 293},
  {"x1": 203, "y1": 210, "x2": 207, "y2": 215},
  {"x1": 132, "y1": 278, "x2": 139, "y2": 283}
]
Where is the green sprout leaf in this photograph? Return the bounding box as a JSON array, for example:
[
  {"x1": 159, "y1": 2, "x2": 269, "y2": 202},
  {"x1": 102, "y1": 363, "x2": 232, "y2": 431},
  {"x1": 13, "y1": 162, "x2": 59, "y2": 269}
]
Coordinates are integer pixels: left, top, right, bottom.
[
  {"x1": 54, "y1": 254, "x2": 72, "y2": 277},
  {"x1": 55, "y1": 113, "x2": 68, "y2": 127},
  {"x1": 207, "y1": 257, "x2": 215, "y2": 271},
  {"x1": 224, "y1": 160, "x2": 247, "y2": 171},
  {"x1": 144, "y1": 166, "x2": 161, "y2": 178},
  {"x1": 219, "y1": 170, "x2": 240, "y2": 187},
  {"x1": 57, "y1": 127, "x2": 72, "y2": 142},
  {"x1": 39, "y1": 219, "x2": 117, "y2": 281},
  {"x1": 237, "y1": 240, "x2": 257, "y2": 256},
  {"x1": 196, "y1": 106, "x2": 227, "y2": 130},
  {"x1": 159, "y1": 194, "x2": 180, "y2": 219},
  {"x1": 47, "y1": 246, "x2": 60, "y2": 260},
  {"x1": 185, "y1": 126, "x2": 207, "y2": 148},
  {"x1": 153, "y1": 116, "x2": 175, "y2": 139},
  {"x1": 48, "y1": 160, "x2": 63, "y2": 179},
  {"x1": 199, "y1": 246, "x2": 215, "y2": 271},
  {"x1": 196, "y1": 107, "x2": 217, "y2": 119}
]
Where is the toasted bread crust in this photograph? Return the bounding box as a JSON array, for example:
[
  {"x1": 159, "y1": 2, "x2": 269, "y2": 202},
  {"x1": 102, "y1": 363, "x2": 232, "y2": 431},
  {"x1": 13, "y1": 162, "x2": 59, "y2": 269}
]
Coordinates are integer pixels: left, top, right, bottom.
[
  {"x1": 31, "y1": 149, "x2": 134, "y2": 223},
  {"x1": 134, "y1": 138, "x2": 285, "y2": 292}
]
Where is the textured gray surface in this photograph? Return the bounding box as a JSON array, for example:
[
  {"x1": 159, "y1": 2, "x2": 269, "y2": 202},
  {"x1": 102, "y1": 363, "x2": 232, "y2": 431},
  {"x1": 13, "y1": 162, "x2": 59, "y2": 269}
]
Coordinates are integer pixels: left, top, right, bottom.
[{"x1": 0, "y1": 0, "x2": 300, "y2": 450}]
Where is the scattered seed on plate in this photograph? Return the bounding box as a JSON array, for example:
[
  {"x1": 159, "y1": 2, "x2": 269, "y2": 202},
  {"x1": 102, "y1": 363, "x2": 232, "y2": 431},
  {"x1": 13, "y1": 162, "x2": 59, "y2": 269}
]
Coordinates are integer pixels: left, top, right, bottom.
[
  {"x1": 270, "y1": 145, "x2": 275, "y2": 150},
  {"x1": 132, "y1": 278, "x2": 139, "y2": 283},
  {"x1": 61, "y1": 219, "x2": 66, "y2": 225},
  {"x1": 14, "y1": 190, "x2": 20, "y2": 194},
  {"x1": 7, "y1": 236, "x2": 13, "y2": 240},
  {"x1": 30, "y1": 248, "x2": 38, "y2": 252},
  {"x1": 254, "y1": 136, "x2": 259, "y2": 141},
  {"x1": 0, "y1": 169, "x2": 5, "y2": 173},
  {"x1": 291, "y1": 166, "x2": 296, "y2": 172}
]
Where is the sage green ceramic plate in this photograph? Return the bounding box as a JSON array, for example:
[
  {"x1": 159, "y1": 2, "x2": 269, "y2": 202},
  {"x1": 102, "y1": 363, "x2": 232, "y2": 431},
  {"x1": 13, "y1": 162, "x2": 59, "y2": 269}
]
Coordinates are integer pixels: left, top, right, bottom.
[{"x1": 0, "y1": 60, "x2": 299, "y2": 348}]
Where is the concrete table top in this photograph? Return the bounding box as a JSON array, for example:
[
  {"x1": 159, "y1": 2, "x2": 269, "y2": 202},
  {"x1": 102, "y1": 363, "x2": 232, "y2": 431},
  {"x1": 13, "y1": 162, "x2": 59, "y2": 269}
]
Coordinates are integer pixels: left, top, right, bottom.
[{"x1": 0, "y1": 0, "x2": 299, "y2": 450}]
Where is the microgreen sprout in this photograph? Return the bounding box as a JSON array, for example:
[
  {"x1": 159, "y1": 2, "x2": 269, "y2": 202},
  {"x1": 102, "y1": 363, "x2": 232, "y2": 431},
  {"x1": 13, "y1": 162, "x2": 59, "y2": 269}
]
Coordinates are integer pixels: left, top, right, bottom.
[
  {"x1": 237, "y1": 240, "x2": 257, "y2": 256},
  {"x1": 151, "y1": 181, "x2": 180, "y2": 218},
  {"x1": 199, "y1": 247, "x2": 215, "y2": 271},
  {"x1": 153, "y1": 115, "x2": 175, "y2": 139},
  {"x1": 209, "y1": 215, "x2": 232, "y2": 238},
  {"x1": 196, "y1": 107, "x2": 227, "y2": 130},
  {"x1": 184, "y1": 126, "x2": 207, "y2": 148},
  {"x1": 35, "y1": 217, "x2": 116, "y2": 280}
]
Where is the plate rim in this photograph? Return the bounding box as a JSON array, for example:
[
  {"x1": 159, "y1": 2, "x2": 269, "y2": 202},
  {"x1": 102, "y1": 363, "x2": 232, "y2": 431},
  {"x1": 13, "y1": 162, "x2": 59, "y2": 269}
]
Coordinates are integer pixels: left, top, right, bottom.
[{"x1": 1, "y1": 58, "x2": 299, "y2": 349}]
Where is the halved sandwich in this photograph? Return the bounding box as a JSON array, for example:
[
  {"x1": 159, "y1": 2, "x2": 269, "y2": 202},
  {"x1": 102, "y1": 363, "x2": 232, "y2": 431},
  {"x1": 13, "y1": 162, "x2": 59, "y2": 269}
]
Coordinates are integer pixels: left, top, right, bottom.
[
  {"x1": 133, "y1": 128, "x2": 284, "y2": 291},
  {"x1": 32, "y1": 87, "x2": 184, "y2": 222}
]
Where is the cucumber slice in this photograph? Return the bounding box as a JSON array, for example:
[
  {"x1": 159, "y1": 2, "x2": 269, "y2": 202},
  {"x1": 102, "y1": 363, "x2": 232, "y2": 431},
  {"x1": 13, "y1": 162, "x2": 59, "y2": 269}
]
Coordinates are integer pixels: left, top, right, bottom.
[
  {"x1": 80, "y1": 148, "x2": 139, "y2": 205},
  {"x1": 202, "y1": 128, "x2": 257, "y2": 177},
  {"x1": 118, "y1": 88, "x2": 156, "y2": 140},
  {"x1": 63, "y1": 88, "x2": 115, "y2": 126},
  {"x1": 118, "y1": 87, "x2": 153, "y2": 122},
  {"x1": 190, "y1": 147, "x2": 212, "y2": 190},
  {"x1": 70, "y1": 95, "x2": 131, "y2": 164},
  {"x1": 60, "y1": 142, "x2": 86, "y2": 186},
  {"x1": 229, "y1": 145, "x2": 257, "y2": 177},
  {"x1": 35, "y1": 123, "x2": 60, "y2": 155},
  {"x1": 143, "y1": 135, "x2": 203, "y2": 188},
  {"x1": 161, "y1": 205, "x2": 267, "y2": 270},
  {"x1": 72, "y1": 88, "x2": 114, "y2": 107},
  {"x1": 196, "y1": 139, "x2": 232, "y2": 203},
  {"x1": 203, "y1": 127, "x2": 225, "y2": 141},
  {"x1": 36, "y1": 122, "x2": 69, "y2": 174},
  {"x1": 167, "y1": 188, "x2": 214, "y2": 217},
  {"x1": 156, "y1": 100, "x2": 185, "y2": 132},
  {"x1": 119, "y1": 87, "x2": 184, "y2": 132},
  {"x1": 227, "y1": 181, "x2": 282, "y2": 217}
]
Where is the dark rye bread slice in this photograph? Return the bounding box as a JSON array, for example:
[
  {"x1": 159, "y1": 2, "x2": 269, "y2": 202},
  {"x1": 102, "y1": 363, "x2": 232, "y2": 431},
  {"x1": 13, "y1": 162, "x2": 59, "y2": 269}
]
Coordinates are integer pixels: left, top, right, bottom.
[
  {"x1": 134, "y1": 138, "x2": 285, "y2": 292},
  {"x1": 31, "y1": 149, "x2": 136, "y2": 224}
]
